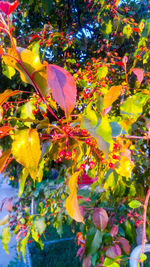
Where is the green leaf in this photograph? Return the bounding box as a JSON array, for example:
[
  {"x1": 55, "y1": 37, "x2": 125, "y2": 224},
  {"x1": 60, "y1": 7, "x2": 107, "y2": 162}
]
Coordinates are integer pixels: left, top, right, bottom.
[
  {"x1": 0, "y1": 226, "x2": 11, "y2": 254},
  {"x1": 105, "y1": 20, "x2": 112, "y2": 35},
  {"x1": 2, "y1": 64, "x2": 16, "y2": 79},
  {"x1": 123, "y1": 25, "x2": 132, "y2": 38},
  {"x1": 85, "y1": 228, "x2": 102, "y2": 255},
  {"x1": 20, "y1": 233, "x2": 30, "y2": 261},
  {"x1": 82, "y1": 117, "x2": 110, "y2": 156},
  {"x1": 120, "y1": 93, "x2": 149, "y2": 118},
  {"x1": 110, "y1": 121, "x2": 122, "y2": 137},
  {"x1": 34, "y1": 217, "x2": 46, "y2": 235},
  {"x1": 31, "y1": 228, "x2": 39, "y2": 242},
  {"x1": 19, "y1": 168, "x2": 29, "y2": 198},
  {"x1": 103, "y1": 257, "x2": 114, "y2": 266},
  {"x1": 96, "y1": 117, "x2": 112, "y2": 144},
  {"x1": 140, "y1": 253, "x2": 147, "y2": 262},
  {"x1": 97, "y1": 65, "x2": 108, "y2": 80},
  {"x1": 128, "y1": 200, "x2": 141, "y2": 209},
  {"x1": 104, "y1": 171, "x2": 116, "y2": 192},
  {"x1": 20, "y1": 102, "x2": 36, "y2": 127}
]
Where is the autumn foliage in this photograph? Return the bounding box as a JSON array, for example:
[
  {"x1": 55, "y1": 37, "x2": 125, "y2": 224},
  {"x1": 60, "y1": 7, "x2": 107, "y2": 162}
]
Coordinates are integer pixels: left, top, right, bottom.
[{"x1": 0, "y1": 0, "x2": 150, "y2": 266}]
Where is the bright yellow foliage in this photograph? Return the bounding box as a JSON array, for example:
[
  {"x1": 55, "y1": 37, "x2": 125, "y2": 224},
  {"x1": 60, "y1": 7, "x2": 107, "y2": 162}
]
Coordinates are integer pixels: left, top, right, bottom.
[{"x1": 65, "y1": 172, "x2": 84, "y2": 223}]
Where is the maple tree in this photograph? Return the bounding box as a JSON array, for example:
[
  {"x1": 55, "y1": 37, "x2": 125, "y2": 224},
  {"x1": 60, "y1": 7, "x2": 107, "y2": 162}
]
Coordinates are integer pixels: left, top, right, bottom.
[{"x1": 0, "y1": 0, "x2": 150, "y2": 266}]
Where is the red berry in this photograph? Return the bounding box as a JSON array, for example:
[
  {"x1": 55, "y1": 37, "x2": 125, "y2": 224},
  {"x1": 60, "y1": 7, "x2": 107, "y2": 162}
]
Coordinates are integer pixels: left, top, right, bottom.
[
  {"x1": 89, "y1": 161, "x2": 96, "y2": 169},
  {"x1": 109, "y1": 162, "x2": 114, "y2": 168},
  {"x1": 59, "y1": 150, "x2": 66, "y2": 157},
  {"x1": 80, "y1": 164, "x2": 86, "y2": 170},
  {"x1": 56, "y1": 158, "x2": 62, "y2": 163},
  {"x1": 81, "y1": 129, "x2": 88, "y2": 135},
  {"x1": 86, "y1": 138, "x2": 92, "y2": 145},
  {"x1": 100, "y1": 158, "x2": 104, "y2": 163},
  {"x1": 66, "y1": 151, "x2": 72, "y2": 160},
  {"x1": 112, "y1": 154, "x2": 118, "y2": 160},
  {"x1": 113, "y1": 143, "x2": 119, "y2": 150}
]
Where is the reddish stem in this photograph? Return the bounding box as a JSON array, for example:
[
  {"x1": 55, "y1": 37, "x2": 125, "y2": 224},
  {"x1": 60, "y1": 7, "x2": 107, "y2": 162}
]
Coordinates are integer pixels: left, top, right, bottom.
[{"x1": 141, "y1": 186, "x2": 150, "y2": 255}]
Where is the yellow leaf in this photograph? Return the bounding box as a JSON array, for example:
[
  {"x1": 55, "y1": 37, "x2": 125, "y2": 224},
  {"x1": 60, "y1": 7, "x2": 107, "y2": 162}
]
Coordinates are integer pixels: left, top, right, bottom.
[
  {"x1": 11, "y1": 129, "x2": 41, "y2": 180},
  {"x1": 3, "y1": 47, "x2": 49, "y2": 96},
  {"x1": 116, "y1": 156, "x2": 134, "y2": 178},
  {"x1": 0, "y1": 106, "x2": 3, "y2": 122},
  {"x1": 65, "y1": 172, "x2": 84, "y2": 223},
  {"x1": 103, "y1": 85, "x2": 123, "y2": 109}
]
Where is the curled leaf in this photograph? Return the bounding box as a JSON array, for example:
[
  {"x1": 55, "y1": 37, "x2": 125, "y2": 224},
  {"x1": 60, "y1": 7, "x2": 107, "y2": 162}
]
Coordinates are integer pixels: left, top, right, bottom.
[
  {"x1": 47, "y1": 64, "x2": 77, "y2": 116},
  {"x1": 65, "y1": 172, "x2": 84, "y2": 222}
]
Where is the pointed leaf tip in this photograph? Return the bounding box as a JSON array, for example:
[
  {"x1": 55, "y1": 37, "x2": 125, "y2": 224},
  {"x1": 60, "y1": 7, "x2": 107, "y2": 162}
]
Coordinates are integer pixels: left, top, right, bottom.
[
  {"x1": 132, "y1": 68, "x2": 144, "y2": 84},
  {"x1": 65, "y1": 172, "x2": 84, "y2": 222},
  {"x1": 0, "y1": 1, "x2": 19, "y2": 15},
  {"x1": 47, "y1": 64, "x2": 77, "y2": 116}
]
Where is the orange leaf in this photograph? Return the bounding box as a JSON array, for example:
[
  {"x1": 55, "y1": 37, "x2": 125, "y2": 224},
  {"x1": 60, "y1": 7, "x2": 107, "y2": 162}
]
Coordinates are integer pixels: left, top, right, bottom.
[
  {"x1": 65, "y1": 172, "x2": 84, "y2": 223},
  {"x1": 103, "y1": 85, "x2": 123, "y2": 109},
  {"x1": 0, "y1": 89, "x2": 19, "y2": 106},
  {"x1": 0, "y1": 126, "x2": 13, "y2": 138},
  {"x1": 0, "y1": 149, "x2": 11, "y2": 173},
  {"x1": 47, "y1": 64, "x2": 77, "y2": 116}
]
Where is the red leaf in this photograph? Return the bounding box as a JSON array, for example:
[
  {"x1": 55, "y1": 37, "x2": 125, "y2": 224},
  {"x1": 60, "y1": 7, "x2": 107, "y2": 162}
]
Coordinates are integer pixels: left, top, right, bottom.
[
  {"x1": 5, "y1": 197, "x2": 13, "y2": 212},
  {"x1": 106, "y1": 244, "x2": 121, "y2": 258},
  {"x1": 47, "y1": 64, "x2": 77, "y2": 116},
  {"x1": 93, "y1": 208, "x2": 108, "y2": 231},
  {"x1": 110, "y1": 225, "x2": 118, "y2": 237},
  {"x1": 132, "y1": 68, "x2": 144, "y2": 84},
  {"x1": 116, "y1": 237, "x2": 131, "y2": 254},
  {"x1": 0, "y1": 0, "x2": 19, "y2": 15}
]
